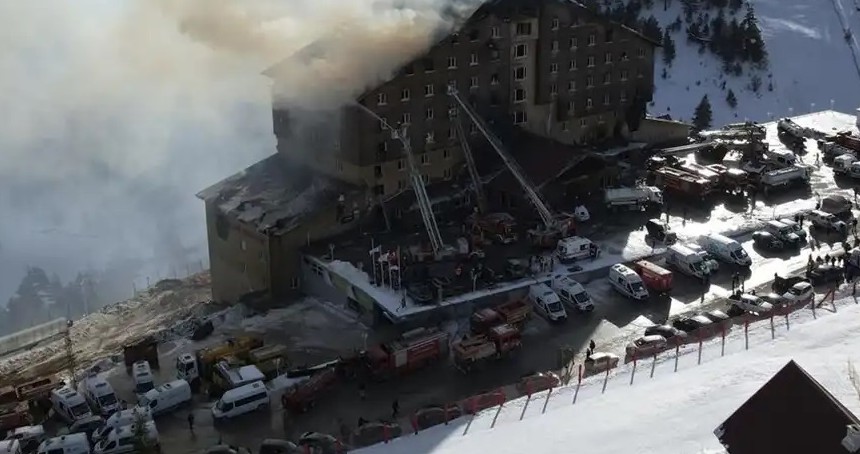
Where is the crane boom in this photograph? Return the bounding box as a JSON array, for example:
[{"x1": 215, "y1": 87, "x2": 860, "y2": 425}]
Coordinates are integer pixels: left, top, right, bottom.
[
  {"x1": 447, "y1": 85, "x2": 555, "y2": 228},
  {"x1": 450, "y1": 108, "x2": 487, "y2": 213},
  {"x1": 355, "y1": 103, "x2": 446, "y2": 256}
]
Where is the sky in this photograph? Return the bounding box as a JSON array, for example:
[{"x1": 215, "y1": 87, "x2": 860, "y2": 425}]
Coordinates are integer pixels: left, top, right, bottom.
[{"x1": 0, "y1": 0, "x2": 473, "y2": 307}]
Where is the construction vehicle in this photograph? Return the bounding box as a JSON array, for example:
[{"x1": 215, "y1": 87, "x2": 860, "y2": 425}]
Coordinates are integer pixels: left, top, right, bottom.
[
  {"x1": 831, "y1": 132, "x2": 860, "y2": 152},
  {"x1": 675, "y1": 160, "x2": 722, "y2": 187},
  {"x1": 470, "y1": 300, "x2": 532, "y2": 334},
  {"x1": 0, "y1": 402, "x2": 31, "y2": 432},
  {"x1": 343, "y1": 328, "x2": 449, "y2": 381},
  {"x1": 246, "y1": 344, "x2": 289, "y2": 379},
  {"x1": 447, "y1": 85, "x2": 574, "y2": 248},
  {"x1": 604, "y1": 186, "x2": 663, "y2": 211},
  {"x1": 280, "y1": 366, "x2": 339, "y2": 413},
  {"x1": 452, "y1": 324, "x2": 522, "y2": 373},
  {"x1": 122, "y1": 337, "x2": 160, "y2": 373},
  {"x1": 355, "y1": 104, "x2": 452, "y2": 260},
  {"x1": 468, "y1": 212, "x2": 518, "y2": 244},
  {"x1": 208, "y1": 363, "x2": 266, "y2": 397},
  {"x1": 651, "y1": 167, "x2": 713, "y2": 198},
  {"x1": 175, "y1": 336, "x2": 264, "y2": 389}
]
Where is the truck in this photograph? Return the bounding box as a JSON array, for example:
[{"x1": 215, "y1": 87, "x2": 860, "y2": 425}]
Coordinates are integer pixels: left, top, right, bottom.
[
  {"x1": 777, "y1": 118, "x2": 808, "y2": 139},
  {"x1": 281, "y1": 366, "x2": 339, "y2": 413},
  {"x1": 759, "y1": 166, "x2": 810, "y2": 195},
  {"x1": 832, "y1": 132, "x2": 860, "y2": 152},
  {"x1": 651, "y1": 167, "x2": 713, "y2": 198},
  {"x1": 470, "y1": 300, "x2": 531, "y2": 334},
  {"x1": 819, "y1": 140, "x2": 854, "y2": 160},
  {"x1": 346, "y1": 328, "x2": 449, "y2": 381},
  {"x1": 246, "y1": 344, "x2": 289, "y2": 379},
  {"x1": 603, "y1": 186, "x2": 663, "y2": 211},
  {"x1": 468, "y1": 212, "x2": 518, "y2": 244},
  {"x1": 175, "y1": 336, "x2": 264, "y2": 389},
  {"x1": 0, "y1": 403, "x2": 30, "y2": 432},
  {"x1": 208, "y1": 363, "x2": 266, "y2": 396},
  {"x1": 122, "y1": 337, "x2": 160, "y2": 373},
  {"x1": 632, "y1": 260, "x2": 673, "y2": 294},
  {"x1": 452, "y1": 324, "x2": 522, "y2": 373},
  {"x1": 833, "y1": 153, "x2": 857, "y2": 175},
  {"x1": 675, "y1": 161, "x2": 722, "y2": 187},
  {"x1": 665, "y1": 244, "x2": 710, "y2": 282},
  {"x1": 705, "y1": 164, "x2": 748, "y2": 192},
  {"x1": 15, "y1": 376, "x2": 60, "y2": 402}
]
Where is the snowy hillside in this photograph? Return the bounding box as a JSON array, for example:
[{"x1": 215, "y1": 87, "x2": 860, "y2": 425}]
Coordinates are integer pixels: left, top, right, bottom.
[{"x1": 634, "y1": 0, "x2": 860, "y2": 125}]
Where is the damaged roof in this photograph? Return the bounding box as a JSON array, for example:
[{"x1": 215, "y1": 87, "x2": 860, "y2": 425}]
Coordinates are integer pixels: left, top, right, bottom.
[{"x1": 196, "y1": 154, "x2": 358, "y2": 236}]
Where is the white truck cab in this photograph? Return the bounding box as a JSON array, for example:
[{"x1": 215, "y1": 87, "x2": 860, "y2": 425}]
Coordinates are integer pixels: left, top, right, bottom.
[
  {"x1": 528, "y1": 284, "x2": 568, "y2": 322},
  {"x1": 834, "y1": 154, "x2": 857, "y2": 174},
  {"x1": 51, "y1": 387, "x2": 93, "y2": 424},
  {"x1": 700, "y1": 233, "x2": 751, "y2": 267},
  {"x1": 79, "y1": 376, "x2": 120, "y2": 417},
  {"x1": 137, "y1": 380, "x2": 191, "y2": 416},
  {"x1": 555, "y1": 237, "x2": 599, "y2": 264},
  {"x1": 765, "y1": 148, "x2": 797, "y2": 168},
  {"x1": 665, "y1": 244, "x2": 710, "y2": 281},
  {"x1": 608, "y1": 264, "x2": 649, "y2": 301},
  {"x1": 93, "y1": 407, "x2": 152, "y2": 442},
  {"x1": 132, "y1": 361, "x2": 155, "y2": 397},
  {"x1": 175, "y1": 353, "x2": 199, "y2": 385},
  {"x1": 551, "y1": 276, "x2": 594, "y2": 312},
  {"x1": 93, "y1": 422, "x2": 159, "y2": 454}
]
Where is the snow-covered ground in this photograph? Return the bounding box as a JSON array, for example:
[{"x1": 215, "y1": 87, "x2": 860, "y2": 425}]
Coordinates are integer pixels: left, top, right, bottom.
[
  {"x1": 356, "y1": 289, "x2": 860, "y2": 454},
  {"x1": 639, "y1": 0, "x2": 860, "y2": 125}
]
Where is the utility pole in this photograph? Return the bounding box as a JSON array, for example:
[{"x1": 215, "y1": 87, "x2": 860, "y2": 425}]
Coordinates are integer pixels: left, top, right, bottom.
[{"x1": 65, "y1": 320, "x2": 76, "y2": 388}]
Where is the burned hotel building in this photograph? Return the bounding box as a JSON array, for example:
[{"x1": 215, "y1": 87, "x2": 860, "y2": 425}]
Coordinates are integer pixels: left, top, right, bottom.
[{"x1": 198, "y1": 0, "x2": 659, "y2": 307}]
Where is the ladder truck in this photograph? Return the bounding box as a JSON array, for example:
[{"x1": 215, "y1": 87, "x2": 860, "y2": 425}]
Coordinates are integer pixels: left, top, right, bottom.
[
  {"x1": 447, "y1": 85, "x2": 573, "y2": 247},
  {"x1": 355, "y1": 103, "x2": 452, "y2": 259},
  {"x1": 451, "y1": 108, "x2": 519, "y2": 245}
]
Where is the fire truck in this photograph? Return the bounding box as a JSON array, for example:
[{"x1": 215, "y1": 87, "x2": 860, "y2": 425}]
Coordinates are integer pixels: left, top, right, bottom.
[
  {"x1": 344, "y1": 328, "x2": 449, "y2": 381},
  {"x1": 468, "y1": 212, "x2": 519, "y2": 244},
  {"x1": 651, "y1": 167, "x2": 713, "y2": 198},
  {"x1": 452, "y1": 324, "x2": 522, "y2": 373}
]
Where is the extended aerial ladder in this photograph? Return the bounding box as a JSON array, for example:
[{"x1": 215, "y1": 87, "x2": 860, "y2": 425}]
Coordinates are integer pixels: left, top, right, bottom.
[
  {"x1": 447, "y1": 85, "x2": 572, "y2": 247},
  {"x1": 356, "y1": 103, "x2": 448, "y2": 258},
  {"x1": 449, "y1": 107, "x2": 487, "y2": 214}
]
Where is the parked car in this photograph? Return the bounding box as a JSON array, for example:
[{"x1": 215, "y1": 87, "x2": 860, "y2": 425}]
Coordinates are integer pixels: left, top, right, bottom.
[
  {"x1": 702, "y1": 309, "x2": 733, "y2": 333},
  {"x1": 781, "y1": 281, "x2": 815, "y2": 304},
  {"x1": 298, "y1": 432, "x2": 343, "y2": 454},
  {"x1": 777, "y1": 218, "x2": 808, "y2": 241},
  {"x1": 583, "y1": 353, "x2": 620, "y2": 377},
  {"x1": 752, "y1": 231, "x2": 784, "y2": 251},
  {"x1": 672, "y1": 315, "x2": 714, "y2": 337},
  {"x1": 728, "y1": 293, "x2": 774, "y2": 315},
  {"x1": 625, "y1": 335, "x2": 668, "y2": 359},
  {"x1": 643, "y1": 324, "x2": 689, "y2": 344},
  {"x1": 517, "y1": 372, "x2": 560, "y2": 395}
]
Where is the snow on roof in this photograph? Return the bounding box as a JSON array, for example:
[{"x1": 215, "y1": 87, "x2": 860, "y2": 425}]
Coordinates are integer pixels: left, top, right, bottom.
[
  {"x1": 196, "y1": 154, "x2": 357, "y2": 236},
  {"x1": 355, "y1": 295, "x2": 860, "y2": 454}
]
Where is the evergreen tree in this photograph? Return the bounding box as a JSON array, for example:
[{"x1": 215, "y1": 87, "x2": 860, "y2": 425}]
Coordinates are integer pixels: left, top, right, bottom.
[
  {"x1": 132, "y1": 413, "x2": 156, "y2": 454},
  {"x1": 750, "y1": 74, "x2": 762, "y2": 93},
  {"x1": 742, "y1": 4, "x2": 768, "y2": 64},
  {"x1": 692, "y1": 95, "x2": 713, "y2": 130},
  {"x1": 726, "y1": 89, "x2": 738, "y2": 108},
  {"x1": 641, "y1": 16, "x2": 663, "y2": 42},
  {"x1": 662, "y1": 30, "x2": 677, "y2": 65}
]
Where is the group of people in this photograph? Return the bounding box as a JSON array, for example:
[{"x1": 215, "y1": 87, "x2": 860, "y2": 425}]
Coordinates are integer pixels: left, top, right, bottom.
[{"x1": 529, "y1": 254, "x2": 555, "y2": 273}]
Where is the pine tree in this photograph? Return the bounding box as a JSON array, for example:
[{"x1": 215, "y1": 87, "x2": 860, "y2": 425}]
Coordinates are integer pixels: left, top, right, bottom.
[
  {"x1": 726, "y1": 89, "x2": 738, "y2": 108},
  {"x1": 662, "y1": 30, "x2": 676, "y2": 65},
  {"x1": 692, "y1": 95, "x2": 713, "y2": 130},
  {"x1": 132, "y1": 413, "x2": 156, "y2": 454},
  {"x1": 742, "y1": 4, "x2": 768, "y2": 64}
]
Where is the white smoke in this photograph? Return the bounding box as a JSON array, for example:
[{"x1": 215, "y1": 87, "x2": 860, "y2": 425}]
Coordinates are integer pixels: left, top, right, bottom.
[{"x1": 0, "y1": 0, "x2": 477, "y2": 306}]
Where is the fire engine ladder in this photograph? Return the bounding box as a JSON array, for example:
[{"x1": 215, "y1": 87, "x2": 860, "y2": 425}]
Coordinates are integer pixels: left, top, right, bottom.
[
  {"x1": 450, "y1": 107, "x2": 487, "y2": 214},
  {"x1": 356, "y1": 103, "x2": 447, "y2": 257},
  {"x1": 447, "y1": 85, "x2": 556, "y2": 230}
]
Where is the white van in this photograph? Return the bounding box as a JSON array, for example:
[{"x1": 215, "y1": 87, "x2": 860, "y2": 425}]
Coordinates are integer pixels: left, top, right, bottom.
[
  {"x1": 93, "y1": 423, "x2": 159, "y2": 454},
  {"x1": 132, "y1": 361, "x2": 155, "y2": 397},
  {"x1": 834, "y1": 154, "x2": 857, "y2": 174},
  {"x1": 555, "y1": 236, "x2": 599, "y2": 263},
  {"x1": 551, "y1": 276, "x2": 594, "y2": 312},
  {"x1": 665, "y1": 244, "x2": 710, "y2": 281},
  {"x1": 137, "y1": 380, "x2": 191, "y2": 416},
  {"x1": 37, "y1": 434, "x2": 90, "y2": 454},
  {"x1": 765, "y1": 149, "x2": 797, "y2": 168},
  {"x1": 211, "y1": 381, "x2": 270, "y2": 421},
  {"x1": 0, "y1": 440, "x2": 22, "y2": 454},
  {"x1": 608, "y1": 264, "x2": 649, "y2": 301},
  {"x1": 93, "y1": 407, "x2": 152, "y2": 442},
  {"x1": 79, "y1": 376, "x2": 120, "y2": 417},
  {"x1": 700, "y1": 233, "x2": 751, "y2": 267},
  {"x1": 527, "y1": 284, "x2": 568, "y2": 322},
  {"x1": 51, "y1": 387, "x2": 93, "y2": 424}
]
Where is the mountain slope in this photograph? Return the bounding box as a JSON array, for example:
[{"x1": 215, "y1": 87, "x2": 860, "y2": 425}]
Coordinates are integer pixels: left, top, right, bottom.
[{"x1": 641, "y1": 0, "x2": 860, "y2": 125}]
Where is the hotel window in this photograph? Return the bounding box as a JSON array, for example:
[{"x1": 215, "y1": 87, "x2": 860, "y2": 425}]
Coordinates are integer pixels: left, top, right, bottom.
[
  {"x1": 443, "y1": 168, "x2": 453, "y2": 180},
  {"x1": 620, "y1": 91, "x2": 628, "y2": 103},
  {"x1": 638, "y1": 47, "x2": 645, "y2": 58},
  {"x1": 491, "y1": 26, "x2": 500, "y2": 38},
  {"x1": 515, "y1": 43, "x2": 527, "y2": 58},
  {"x1": 568, "y1": 101, "x2": 574, "y2": 112},
  {"x1": 561, "y1": 121, "x2": 569, "y2": 131},
  {"x1": 470, "y1": 53, "x2": 479, "y2": 65},
  {"x1": 470, "y1": 76, "x2": 479, "y2": 88},
  {"x1": 620, "y1": 70, "x2": 628, "y2": 81},
  {"x1": 448, "y1": 128, "x2": 455, "y2": 139},
  {"x1": 421, "y1": 153, "x2": 430, "y2": 165},
  {"x1": 401, "y1": 88, "x2": 410, "y2": 101},
  {"x1": 587, "y1": 56, "x2": 595, "y2": 67},
  {"x1": 605, "y1": 52, "x2": 612, "y2": 64},
  {"x1": 603, "y1": 73, "x2": 611, "y2": 85},
  {"x1": 568, "y1": 80, "x2": 576, "y2": 92},
  {"x1": 603, "y1": 93, "x2": 610, "y2": 105},
  {"x1": 379, "y1": 117, "x2": 388, "y2": 131},
  {"x1": 586, "y1": 97, "x2": 593, "y2": 108},
  {"x1": 605, "y1": 29, "x2": 614, "y2": 43},
  {"x1": 491, "y1": 73, "x2": 500, "y2": 85},
  {"x1": 469, "y1": 124, "x2": 478, "y2": 135},
  {"x1": 514, "y1": 66, "x2": 526, "y2": 80},
  {"x1": 514, "y1": 88, "x2": 526, "y2": 102},
  {"x1": 447, "y1": 56, "x2": 457, "y2": 69},
  {"x1": 444, "y1": 149, "x2": 451, "y2": 159},
  {"x1": 425, "y1": 131, "x2": 435, "y2": 143},
  {"x1": 377, "y1": 93, "x2": 388, "y2": 105},
  {"x1": 425, "y1": 84, "x2": 434, "y2": 97},
  {"x1": 424, "y1": 57, "x2": 435, "y2": 71},
  {"x1": 404, "y1": 65, "x2": 414, "y2": 76},
  {"x1": 570, "y1": 60, "x2": 577, "y2": 71},
  {"x1": 551, "y1": 40, "x2": 559, "y2": 53},
  {"x1": 516, "y1": 22, "x2": 532, "y2": 36},
  {"x1": 580, "y1": 118, "x2": 587, "y2": 127},
  {"x1": 550, "y1": 63, "x2": 558, "y2": 74},
  {"x1": 513, "y1": 111, "x2": 527, "y2": 124},
  {"x1": 587, "y1": 34, "x2": 596, "y2": 46},
  {"x1": 397, "y1": 159, "x2": 404, "y2": 170},
  {"x1": 569, "y1": 37, "x2": 578, "y2": 49},
  {"x1": 586, "y1": 75, "x2": 594, "y2": 87},
  {"x1": 550, "y1": 83, "x2": 557, "y2": 95},
  {"x1": 551, "y1": 18, "x2": 560, "y2": 30},
  {"x1": 469, "y1": 29, "x2": 479, "y2": 41},
  {"x1": 401, "y1": 113, "x2": 411, "y2": 124},
  {"x1": 425, "y1": 108, "x2": 434, "y2": 120}
]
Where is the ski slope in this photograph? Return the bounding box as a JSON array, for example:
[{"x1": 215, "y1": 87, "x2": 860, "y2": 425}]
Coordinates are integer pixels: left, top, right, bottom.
[
  {"x1": 356, "y1": 295, "x2": 860, "y2": 454},
  {"x1": 638, "y1": 0, "x2": 860, "y2": 125}
]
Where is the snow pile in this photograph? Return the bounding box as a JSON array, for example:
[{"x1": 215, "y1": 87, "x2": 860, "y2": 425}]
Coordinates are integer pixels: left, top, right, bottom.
[
  {"x1": 0, "y1": 273, "x2": 214, "y2": 383},
  {"x1": 640, "y1": 0, "x2": 860, "y2": 125},
  {"x1": 357, "y1": 291, "x2": 860, "y2": 454}
]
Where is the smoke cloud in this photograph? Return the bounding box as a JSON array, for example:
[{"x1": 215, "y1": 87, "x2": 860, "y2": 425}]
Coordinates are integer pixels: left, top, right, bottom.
[{"x1": 0, "y1": 0, "x2": 475, "y2": 306}]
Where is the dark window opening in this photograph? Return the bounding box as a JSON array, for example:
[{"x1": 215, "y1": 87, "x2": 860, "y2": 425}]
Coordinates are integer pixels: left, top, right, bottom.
[
  {"x1": 605, "y1": 29, "x2": 614, "y2": 43},
  {"x1": 423, "y1": 58, "x2": 435, "y2": 72},
  {"x1": 468, "y1": 29, "x2": 479, "y2": 41}
]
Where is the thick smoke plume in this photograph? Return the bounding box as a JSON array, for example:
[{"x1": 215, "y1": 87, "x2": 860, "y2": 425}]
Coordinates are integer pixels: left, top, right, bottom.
[{"x1": 0, "y1": 0, "x2": 475, "y2": 307}]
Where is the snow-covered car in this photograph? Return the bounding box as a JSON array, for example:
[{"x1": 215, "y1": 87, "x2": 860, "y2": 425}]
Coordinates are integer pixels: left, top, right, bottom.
[
  {"x1": 298, "y1": 432, "x2": 342, "y2": 454},
  {"x1": 777, "y1": 218, "x2": 808, "y2": 241},
  {"x1": 517, "y1": 372, "x2": 560, "y2": 394},
  {"x1": 781, "y1": 281, "x2": 814, "y2": 304},
  {"x1": 702, "y1": 309, "x2": 733, "y2": 332},
  {"x1": 625, "y1": 335, "x2": 668, "y2": 359},
  {"x1": 752, "y1": 231, "x2": 784, "y2": 251},
  {"x1": 728, "y1": 293, "x2": 773, "y2": 315},
  {"x1": 808, "y1": 210, "x2": 848, "y2": 233},
  {"x1": 644, "y1": 324, "x2": 689, "y2": 344},
  {"x1": 807, "y1": 264, "x2": 843, "y2": 285}
]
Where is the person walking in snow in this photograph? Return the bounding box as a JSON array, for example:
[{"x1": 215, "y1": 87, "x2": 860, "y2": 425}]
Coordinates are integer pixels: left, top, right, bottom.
[
  {"x1": 187, "y1": 413, "x2": 195, "y2": 433},
  {"x1": 589, "y1": 339, "x2": 596, "y2": 352},
  {"x1": 392, "y1": 399, "x2": 400, "y2": 419}
]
